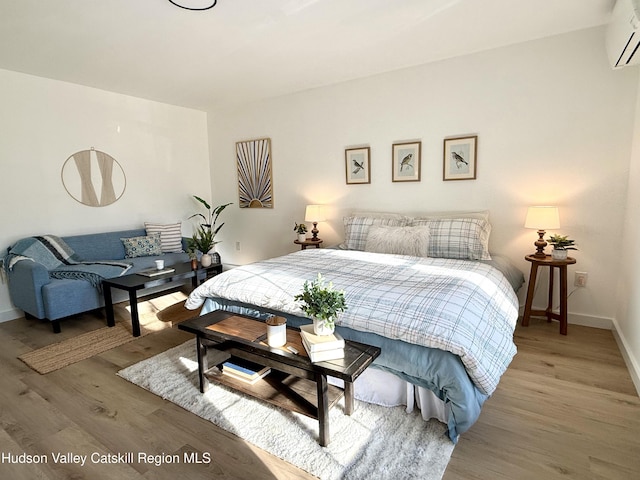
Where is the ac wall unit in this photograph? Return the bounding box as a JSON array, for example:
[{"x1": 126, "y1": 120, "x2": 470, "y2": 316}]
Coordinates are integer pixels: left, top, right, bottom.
[{"x1": 606, "y1": 0, "x2": 640, "y2": 69}]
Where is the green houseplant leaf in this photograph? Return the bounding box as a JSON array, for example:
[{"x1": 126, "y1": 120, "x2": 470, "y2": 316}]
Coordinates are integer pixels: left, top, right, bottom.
[
  {"x1": 188, "y1": 196, "x2": 232, "y2": 251},
  {"x1": 189, "y1": 196, "x2": 232, "y2": 232},
  {"x1": 547, "y1": 234, "x2": 578, "y2": 251},
  {"x1": 187, "y1": 225, "x2": 217, "y2": 254},
  {"x1": 294, "y1": 222, "x2": 308, "y2": 234},
  {"x1": 293, "y1": 273, "x2": 347, "y2": 329}
]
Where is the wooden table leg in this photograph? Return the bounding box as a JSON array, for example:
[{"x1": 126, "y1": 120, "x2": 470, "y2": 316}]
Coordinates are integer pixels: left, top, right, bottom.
[
  {"x1": 103, "y1": 283, "x2": 115, "y2": 328},
  {"x1": 128, "y1": 290, "x2": 141, "y2": 337},
  {"x1": 522, "y1": 262, "x2": 539, "y2": 327},
  {"x1": 197, "y1": 336, "x2": 209, "y2": 393},
  {"x1": 316, "y1": 373, "x2": 330, "y2": 446},
  {"x1": 546, "y1": 265, "x2": 555, "y2": 322},
  {"x1": 344, "y1": 381, "x2": 354, "y2": 415},
  {"x1": 559, "y1": 265, "x2": 568, "y2": 335}
]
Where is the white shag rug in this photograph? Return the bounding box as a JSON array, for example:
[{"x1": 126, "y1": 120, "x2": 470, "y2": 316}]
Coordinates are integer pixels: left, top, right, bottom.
[{"x1": 117, "y1": 341, "x2": 454, "y2": 480}]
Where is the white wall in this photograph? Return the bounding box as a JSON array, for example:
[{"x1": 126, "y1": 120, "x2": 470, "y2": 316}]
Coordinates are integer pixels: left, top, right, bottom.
[
  {"x1": 208, "y1": 27, "x2": 638, "y2": 327},
  {"x1": 615, "y1": 73, "x2": 640, "y2": 392},
  {"x1": 0, "y1": 69, "x2": 211, "y2": 321}
]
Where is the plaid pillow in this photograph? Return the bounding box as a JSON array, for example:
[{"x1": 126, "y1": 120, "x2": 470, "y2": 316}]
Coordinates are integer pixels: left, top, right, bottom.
[
  {"x1": 145, "y1": 222, "x2": 183, "y2": 253},
  {"x1": 121, "y1": 233, "x2": 162, "y2": 258},
  {"x1": 342, "y1": 215, "x2": 408, "y2": 251},
  {"x1": 410, "y1": 217, "x2": 491, "y2": 260}
]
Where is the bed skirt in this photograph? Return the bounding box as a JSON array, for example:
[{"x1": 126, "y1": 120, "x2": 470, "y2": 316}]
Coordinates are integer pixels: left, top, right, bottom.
[{"x1": 328, "y1": 367, "x2": 448, "y2": 424}]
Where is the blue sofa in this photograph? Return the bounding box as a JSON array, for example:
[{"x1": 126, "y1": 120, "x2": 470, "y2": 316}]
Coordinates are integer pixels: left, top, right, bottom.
[{"x1": 5, "y1": 229, "x2": 190, "y2": 333}]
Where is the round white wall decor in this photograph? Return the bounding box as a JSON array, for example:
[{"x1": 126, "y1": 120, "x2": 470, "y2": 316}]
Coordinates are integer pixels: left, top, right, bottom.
[{"x1": 61, "y1": 148, "x2": 126, "y2": 207}]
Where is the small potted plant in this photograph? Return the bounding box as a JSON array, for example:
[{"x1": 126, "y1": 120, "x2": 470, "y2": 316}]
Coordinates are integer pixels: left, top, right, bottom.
[
  {"x1": 547, "y1": 234, "x2": 577, "y2": 260},
  {"x1": 187, "y1": 226, "x2": 218, "y2": 267},
  {"x1": 186, "y1": 244, "x2": 198, "y2": 270},
  {"x1": 294, "y1": 222, "x2": 308, "y2": 242},
  {"x1": 294, "y1": 273, "x2": 347, "y2": 335}
]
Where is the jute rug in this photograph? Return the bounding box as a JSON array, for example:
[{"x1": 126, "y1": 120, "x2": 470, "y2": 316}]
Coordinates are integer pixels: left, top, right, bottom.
[
  {"x1": 19, "y1": 292, "x2": 192, "y2": 374},
  {"x1": 118, "y1": 341, "x2": 455, "y2": 480}
]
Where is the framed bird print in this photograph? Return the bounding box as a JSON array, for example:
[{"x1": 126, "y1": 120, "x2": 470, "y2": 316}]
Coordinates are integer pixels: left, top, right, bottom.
[
  {"x1": 345, "y1": 146, "x2": 371, "y2": 184},
  {"x1": 392, "y1": 141, "x2": 421, "y2": 182},
  {"x1": 443, "y1": 135, "x2": 477, "y2": 181}
]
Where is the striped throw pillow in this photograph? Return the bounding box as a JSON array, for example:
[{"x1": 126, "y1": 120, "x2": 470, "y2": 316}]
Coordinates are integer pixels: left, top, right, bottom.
[{"x1": 144, "y1": 222, "x2": 183, "y2": 253}]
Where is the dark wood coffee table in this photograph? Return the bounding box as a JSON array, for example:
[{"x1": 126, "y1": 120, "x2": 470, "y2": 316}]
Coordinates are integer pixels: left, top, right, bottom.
[
  {"x1": 103, "y1": 261, "x2": 222, "y2": 337},
  {"x1": 178, "y1": 310, "x2": 381, "y2": 446}
]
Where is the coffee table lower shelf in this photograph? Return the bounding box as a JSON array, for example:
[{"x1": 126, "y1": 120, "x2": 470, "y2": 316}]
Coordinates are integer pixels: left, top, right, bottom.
[{"x1": 204, "y1": 362, "x2": 344, "y2": 420}]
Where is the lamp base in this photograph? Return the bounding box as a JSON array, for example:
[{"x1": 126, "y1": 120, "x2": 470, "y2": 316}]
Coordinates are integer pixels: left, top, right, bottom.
[
  {"x1": 532, "y1": 229, "x2": 548, "y2": 258},
  {"x1": 310, "y1": 222, "x2": 320, "y2": 241}
]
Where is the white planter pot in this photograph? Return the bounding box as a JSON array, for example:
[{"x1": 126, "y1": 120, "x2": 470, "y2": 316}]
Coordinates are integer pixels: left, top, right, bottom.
[
  {"x1": 312, "y1": 317, "x2": 335, "y2": 336},
  {"x1": 551, "y1": 249, "x2": 568, "y2": 260},
  {"x1": 200, "y1": 253, "x2": 212, "y2": 267},
  {"x1": 297, "y1": 233, "x2": 307, "y2": 242}
]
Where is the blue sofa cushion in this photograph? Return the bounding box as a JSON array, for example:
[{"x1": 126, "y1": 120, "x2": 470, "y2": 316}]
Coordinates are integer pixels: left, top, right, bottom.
[{"x1": 65, "y1": 229, "x2": 146, "y2": 260}]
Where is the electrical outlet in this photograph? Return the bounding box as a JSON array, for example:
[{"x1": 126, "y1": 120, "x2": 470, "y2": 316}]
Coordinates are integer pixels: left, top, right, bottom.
[
  {"x1": 574, "y1": 271, "x2": 588, "y2": 287},
  {"x1": 235, "y1": 242, "x2": 241, "y2": 251}
]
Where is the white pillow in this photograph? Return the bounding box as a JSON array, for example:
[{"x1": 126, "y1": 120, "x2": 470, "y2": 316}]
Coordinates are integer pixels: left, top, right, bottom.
[
  {"x1": 410, "y1": 217, "x2": 491, "y2": 260},
  {"x1": 365, "y1": 225, "x2": 430, "y2": 257},
  {"x1": 341, "y1": 215, "x2": 409, "y2": 251},
  {"x1": 144, "y1": 222, "x2": 183, "y2": 253}
]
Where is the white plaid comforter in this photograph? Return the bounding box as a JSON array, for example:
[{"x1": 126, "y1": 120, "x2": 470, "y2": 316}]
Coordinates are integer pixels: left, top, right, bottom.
[{"x1": 186, "y1": 249, "x2": 519, "y2": 395}]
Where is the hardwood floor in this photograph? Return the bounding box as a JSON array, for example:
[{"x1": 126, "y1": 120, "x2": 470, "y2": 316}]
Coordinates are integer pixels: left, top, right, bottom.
[
  {"x1": 1, "y1": 302, "x2": 638, "y2": 480},
  {"x1": 445, "y1": 318, "x2": 640, "y2": 480},
  {"x1": 0, "y1": 303, "x2": 312, "y2": 480}
]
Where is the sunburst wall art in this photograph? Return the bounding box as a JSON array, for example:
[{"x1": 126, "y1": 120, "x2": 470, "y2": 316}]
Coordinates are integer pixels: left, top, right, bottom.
[{"x1": 236, "y1": 137, "x2": 273, "y2": 208}]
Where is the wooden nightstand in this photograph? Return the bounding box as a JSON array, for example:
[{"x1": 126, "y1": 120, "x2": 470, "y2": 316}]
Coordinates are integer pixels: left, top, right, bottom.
[
  {"x1": 294, "y1": 238, "x2": 323, "y2": 250},
  {"x1": 521, "y1": 254, "x2": 576, "y2": 335}
]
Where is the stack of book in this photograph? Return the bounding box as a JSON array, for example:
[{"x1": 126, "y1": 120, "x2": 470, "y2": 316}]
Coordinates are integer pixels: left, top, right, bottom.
[
  {"x1": 221, "y1": 360, "x2": 271, "y2": 384},
  {"x1": 299, "y1": 324, "x2": 345, "y2": 362}
]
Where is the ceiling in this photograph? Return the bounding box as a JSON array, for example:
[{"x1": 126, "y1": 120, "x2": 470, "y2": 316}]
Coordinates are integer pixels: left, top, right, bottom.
[{"x1": 0, "y1": 0, "x2": 615, "y2": 111}]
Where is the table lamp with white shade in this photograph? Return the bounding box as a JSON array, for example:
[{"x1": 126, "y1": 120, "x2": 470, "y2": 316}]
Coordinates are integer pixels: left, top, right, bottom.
[
  {"x1": 305, "y1": 204, "x2": 325, "y2": 242},
  {"x1": 524, "y1": 206, "x2": 560, "y2": 258}
]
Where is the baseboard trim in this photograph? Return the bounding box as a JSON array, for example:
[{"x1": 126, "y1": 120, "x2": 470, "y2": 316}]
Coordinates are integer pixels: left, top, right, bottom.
[
  {"x1": 567, "y1": 312, "x2": 613, "y2": 330},
  {"x1": 518, "y1": 305, "x2": 614, "y2": 330},
  {"x1": 611, "y1": 318, "x2": 640, "y2": 397},
  {"x1": 0, "y1": 307, "x2": 23, "y2": 323}
]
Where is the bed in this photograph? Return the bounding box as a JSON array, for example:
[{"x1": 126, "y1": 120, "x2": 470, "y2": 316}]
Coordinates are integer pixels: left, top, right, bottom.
[{"x1": 185, "y1": 212, "x2": 524, "y2": 443}]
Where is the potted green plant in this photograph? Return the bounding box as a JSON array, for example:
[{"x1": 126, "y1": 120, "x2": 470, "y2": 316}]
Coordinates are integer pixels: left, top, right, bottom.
[
  {"x1": 187, "y1": 226, "x2": 218, "y2": 267},
  {"x1": 294, "y1": 222, "x2": 308, "y2": 242},
  {"x1": 294, "y1": 273, "x2": 347, "y2": 335},
  {"x1": 188, "y1": 196, "x2": 232, "y2": 266},
  {"x1": 189, "y1": 196, "x2": 232, "y2": 234},
  {"x1": 547, "y1": 234, "x2": 577, "y2": 260}
]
